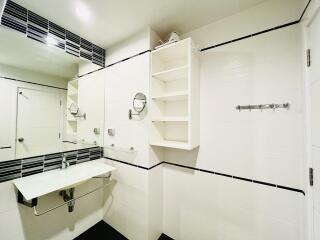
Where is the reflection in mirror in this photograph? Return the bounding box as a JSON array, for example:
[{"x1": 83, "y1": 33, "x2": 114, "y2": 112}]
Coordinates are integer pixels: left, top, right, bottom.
[
  {"x1": 0, "y1": 25, "x2": 98, "y2": 161},
  {"x1": 133, "y1": 92, "x2": 147, "y2": 112},
  {"x1": 128, "y1": 92, "x2": 147, "y2": 120}
]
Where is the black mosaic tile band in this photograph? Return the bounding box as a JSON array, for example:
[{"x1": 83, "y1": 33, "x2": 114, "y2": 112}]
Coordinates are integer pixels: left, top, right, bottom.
[
  {"x1": 0, "y1": 147, "x2": 103, "y2": 183},
  {"x1": 0, "y1": 0, "x2": 106, "y2": 67}
]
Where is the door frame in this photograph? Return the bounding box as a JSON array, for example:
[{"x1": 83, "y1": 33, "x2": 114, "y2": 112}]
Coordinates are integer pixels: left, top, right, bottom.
[
  {"x1": 303, "y1": 2, "x2": 320, "y2": 240},
  {"x1": 15, "y1": 86, "x2": 65, "y2": 158}
]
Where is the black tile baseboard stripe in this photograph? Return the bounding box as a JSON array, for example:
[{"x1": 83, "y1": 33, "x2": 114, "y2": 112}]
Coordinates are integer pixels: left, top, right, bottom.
[
  {"x1": 200, "y1": 0, "x2": 312, "y2": 52},
  {"x1": 105, "y1": 157, "x2": 305, "y2": 196},
  {"x1": 106, "y1": 157, "x2": 149, "y2": 170},
  {"x1": 77, "y1": 50, "x2": 151, "y2": 79},
  {"x1": 164, "y1": 161, "x2": 305, "y2": 196},
  {"x1": 0, "y1": 76, "x2": 68, "y2": 90},
  {"x1": 0, "y1": 147, "x2": 103, "y2": 183}
]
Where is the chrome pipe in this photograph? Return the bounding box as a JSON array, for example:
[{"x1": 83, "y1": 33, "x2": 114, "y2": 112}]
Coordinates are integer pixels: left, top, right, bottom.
[{"x1": 33, "y1": 176, "x2": 114, "y2": 216}]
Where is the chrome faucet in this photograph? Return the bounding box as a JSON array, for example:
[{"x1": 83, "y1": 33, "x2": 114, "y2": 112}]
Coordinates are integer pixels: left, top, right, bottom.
[{"x1": 61, "y1": 154, "x2": 70, "y2": 169}]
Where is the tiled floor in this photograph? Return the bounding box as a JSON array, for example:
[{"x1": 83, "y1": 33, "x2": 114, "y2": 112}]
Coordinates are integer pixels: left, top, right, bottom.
[
  {"x1": 74, "y1": 221, "x2": 127, "y2": 240},
  {"x1": 74, "y1": 221, "x2": 174, "y2": 240},
  {"x1": 158, "y1": 233, "x2": 174, "y2": 240}
]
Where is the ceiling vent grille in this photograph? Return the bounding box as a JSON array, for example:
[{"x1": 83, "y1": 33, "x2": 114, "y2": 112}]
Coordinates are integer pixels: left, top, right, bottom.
[
  {"x1": 48, "y1": 21, "x2": 65, "y2": 50},
  {"x1": 27, "y1": 11, "x2": 48, "y2": 44},
  {"x1": 0, "y1": 0, "x2": 106, "y2": 67},
  {"x1": 66, "y1": 30, "x2": 80, "y2": 57},
  {"x1": 1, "y1": 0, "x2": 27, "y2": 34},
  {"x1": 92, "y1": 44, "x2": 105, "y2": 66},
  {"x1": 80, "y1": 38, "x2": 92, "y2": 61}
]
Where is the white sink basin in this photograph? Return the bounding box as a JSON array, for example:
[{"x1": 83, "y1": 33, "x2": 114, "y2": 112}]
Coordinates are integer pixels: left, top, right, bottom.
[{"x1": 13, "y1": 159, "x2": 115, "y2": 201}]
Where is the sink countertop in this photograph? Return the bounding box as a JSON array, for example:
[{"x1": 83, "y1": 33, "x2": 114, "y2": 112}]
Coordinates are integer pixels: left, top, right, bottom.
[{"x1": 13, "y1": 159, "x2": 115, "y2": 201}]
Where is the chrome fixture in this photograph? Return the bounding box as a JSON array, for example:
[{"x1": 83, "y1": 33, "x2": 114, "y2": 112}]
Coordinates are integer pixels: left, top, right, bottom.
[
  {"x1": 93, "y1": 128, "x2": 100, "y2": 135},
  {"x1": 60, "y1": 188, "x2": 75, "y2": 212},
  {"x1": 68, "y1": 103, "x2": 86, "y2": 120},
  {"x1": 128, "y1": 92, "x2": 147, "y2": 120},
  {"x1": 30, "y1": 173, "x2": 113, "y2": 216},
  {"x1": 61, "y1": 154, "x2": 70, "y2": 169},
  {"x1": 107, "y1": 129, "x2": 115, "y2": 136},
  {"x1": 236, "y1": 103, "x2": 290, "y2": 112}
]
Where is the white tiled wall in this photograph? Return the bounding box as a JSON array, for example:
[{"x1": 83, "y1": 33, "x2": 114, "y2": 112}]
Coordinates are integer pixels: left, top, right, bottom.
[
  {"x1": 161, "y1": 1, "x2": 307, "y2": 239},
  {"x1": 102, "y1": 158, "x2": 163, "y2": 240},
  {"x1": 101, "y1": 1, "x2": 308, "y2": 239},
  {"x1": 163, "y1": 165, "x2": 305, "y2": 240},
  {"x1": 102, "y1": 29, "x2": 163, "y2": 240},
  {"x1": 165, "y1": 25, "x2": 305, "y2": 188}
]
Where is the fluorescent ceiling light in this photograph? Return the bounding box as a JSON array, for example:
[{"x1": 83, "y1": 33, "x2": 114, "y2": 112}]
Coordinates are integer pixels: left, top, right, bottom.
[
  {"x1": 46, "y1": 36, "x2": 58, "y2": 46},
  {"x1": 75, "y1": 1, "x2": 91, "y2": 22}
]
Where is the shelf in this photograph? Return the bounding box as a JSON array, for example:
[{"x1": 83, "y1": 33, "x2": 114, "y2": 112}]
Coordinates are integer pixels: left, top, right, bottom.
[
  {"x1": 152, "y1": 91, "x2": 188, "y2": 101},
  {"x1": 152, "y1": 65, "x2": 188, "y2": 82},
  {"x1": 152, "y1": 39, "x2": 189, "y2": 60},
  {"x1": 150, "y1": 140, "x2": 190, "y2": 150},
  {"x1": 150, "y1": 38, "x2": 199, "y2": 151},
  {"x1": 152, "y1": 117, "x2": 188, "y2": 122}
]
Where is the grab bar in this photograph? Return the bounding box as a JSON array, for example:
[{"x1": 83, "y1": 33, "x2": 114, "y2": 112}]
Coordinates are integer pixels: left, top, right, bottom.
[{"x1": 33, "y1": 174, "x2": 113, "y2": 216}]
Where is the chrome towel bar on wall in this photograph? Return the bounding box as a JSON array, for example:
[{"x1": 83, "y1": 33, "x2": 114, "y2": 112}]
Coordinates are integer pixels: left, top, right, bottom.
[{"x1": 236, "y1": 103, "x2": 290, "y2": 112}]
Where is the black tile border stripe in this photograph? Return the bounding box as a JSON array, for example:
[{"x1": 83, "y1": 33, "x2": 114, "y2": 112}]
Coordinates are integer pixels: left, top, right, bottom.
[
  {"x1": 200, "y1": 0, "x2": 312, "y2": 52},
  {"x1": 77, "y1": 50, "x2": 151, "y2": 79},
  {"x1": 0, "y1": 76, "x2": 68, "y2": 90},
  {"x1": 106, "y1": 157, "x2": 149, "y2": 170},
  {"x1": 105, "y1": 157, "x2": 305, "y2": 196},
  {"x1": 299, "y1": 0, "x2": 312, "y2": 22},
  {"x1": 76, "y1": 0, "x2": 312, "y2": 79}
]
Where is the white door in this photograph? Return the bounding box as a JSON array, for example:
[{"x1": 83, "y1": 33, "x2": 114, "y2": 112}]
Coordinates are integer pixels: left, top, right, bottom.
[
  {"x1": 308, "y1": 6, "x2": 320, "y2": 240},
  {"x1": 16, "y1": 88, "x2": 62, "y2": 158}
]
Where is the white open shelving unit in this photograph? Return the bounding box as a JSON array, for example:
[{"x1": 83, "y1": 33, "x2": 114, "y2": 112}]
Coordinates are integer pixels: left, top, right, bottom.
[
  {"x1": 150, "y1": 38, "x2": 200, "y2": 150},
  {"x1": 66, "y1": 79, "x2": 78, "y2": 137}
]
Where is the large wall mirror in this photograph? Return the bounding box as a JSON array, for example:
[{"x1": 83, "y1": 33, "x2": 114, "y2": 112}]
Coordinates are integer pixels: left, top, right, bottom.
[{"x1": 0, "y1": 21, "x2": 102, "y2": 161}]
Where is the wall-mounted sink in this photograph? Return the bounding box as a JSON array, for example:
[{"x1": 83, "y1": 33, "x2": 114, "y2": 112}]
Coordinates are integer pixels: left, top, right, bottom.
[{"x1": 13, "y1": 159, "x2": 115, "y2": 201}]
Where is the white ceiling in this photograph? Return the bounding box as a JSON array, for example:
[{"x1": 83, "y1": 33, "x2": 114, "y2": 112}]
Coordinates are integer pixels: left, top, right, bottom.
[
  {"x1": 0, "y1": 27, "x2": 79, "y2": 79},
  {"x1": 0, "y1": 0, "x2": 270, "y2": 79},
  {"x1": 15, "y1": 0, "x2": 268, "y2": 48}
]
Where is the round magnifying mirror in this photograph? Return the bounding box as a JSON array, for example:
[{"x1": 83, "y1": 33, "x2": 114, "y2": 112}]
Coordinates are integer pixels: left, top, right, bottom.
[
  {"x1": 69, "y1": 103, "x2": 79, "y2": 115},
  {"x1": 133, "y1": 93, "x2": 147, "y2": 113}
]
